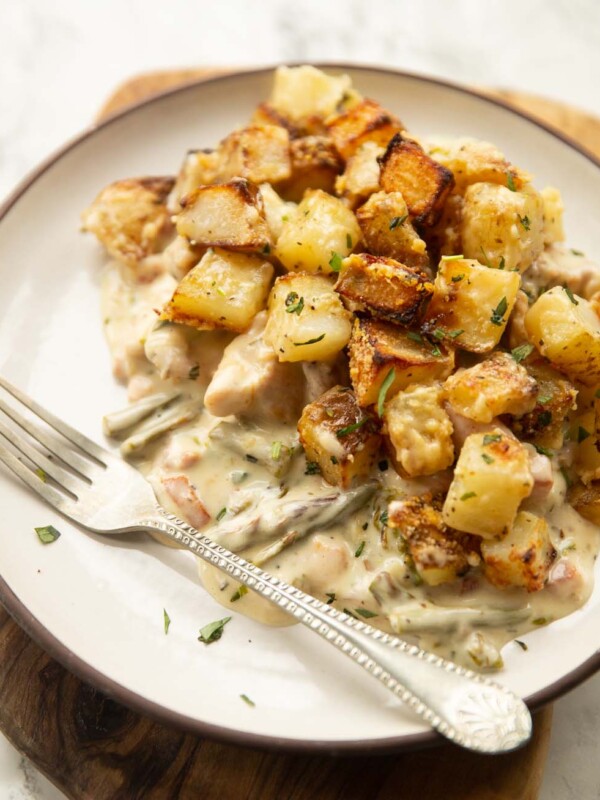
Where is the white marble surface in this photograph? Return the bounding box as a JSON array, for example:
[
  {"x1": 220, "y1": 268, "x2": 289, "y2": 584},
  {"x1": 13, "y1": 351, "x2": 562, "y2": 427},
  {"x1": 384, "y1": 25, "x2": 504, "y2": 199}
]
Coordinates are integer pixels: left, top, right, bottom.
[{"x1": 0, "y1": 1, "x2": 599, "y2": 797}]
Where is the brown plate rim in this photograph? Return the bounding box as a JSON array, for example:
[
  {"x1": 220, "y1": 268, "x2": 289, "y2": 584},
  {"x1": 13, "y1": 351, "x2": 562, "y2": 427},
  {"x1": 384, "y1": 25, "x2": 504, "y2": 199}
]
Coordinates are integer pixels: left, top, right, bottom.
[{"x1": 0, "y1": 62, "x2": 599, "y2": 755}]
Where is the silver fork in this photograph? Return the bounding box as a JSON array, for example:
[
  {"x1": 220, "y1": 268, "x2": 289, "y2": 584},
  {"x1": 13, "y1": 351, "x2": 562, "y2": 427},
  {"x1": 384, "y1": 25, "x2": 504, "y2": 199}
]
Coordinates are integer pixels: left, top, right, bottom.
[{"x1": 0, "y1": 375, "x2": 532, "y2": 754}]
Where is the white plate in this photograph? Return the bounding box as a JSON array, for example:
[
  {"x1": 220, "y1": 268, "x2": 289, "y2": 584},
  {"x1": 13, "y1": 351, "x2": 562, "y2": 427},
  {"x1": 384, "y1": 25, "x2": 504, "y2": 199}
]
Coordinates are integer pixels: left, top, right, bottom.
[{"x1": 0, "y1": 65, "x2": 599, "y2": 752}]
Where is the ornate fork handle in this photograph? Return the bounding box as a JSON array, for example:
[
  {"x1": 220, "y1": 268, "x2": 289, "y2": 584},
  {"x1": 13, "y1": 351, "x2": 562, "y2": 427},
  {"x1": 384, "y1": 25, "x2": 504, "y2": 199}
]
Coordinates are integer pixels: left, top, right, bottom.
[{"x1": 143, "y1": 508, "x2": 531, "y2": 754}]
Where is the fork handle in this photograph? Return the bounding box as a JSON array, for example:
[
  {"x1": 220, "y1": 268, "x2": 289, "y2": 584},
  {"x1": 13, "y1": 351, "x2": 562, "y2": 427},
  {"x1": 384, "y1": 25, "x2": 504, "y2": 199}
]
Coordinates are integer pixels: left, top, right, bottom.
[{"x1": 142, "y1": 510, "x2": 531, "y2": 754}]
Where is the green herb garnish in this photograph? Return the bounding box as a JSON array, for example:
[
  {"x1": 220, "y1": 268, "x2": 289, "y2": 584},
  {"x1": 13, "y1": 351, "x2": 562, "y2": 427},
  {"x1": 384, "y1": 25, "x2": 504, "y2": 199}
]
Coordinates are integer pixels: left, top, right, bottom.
[
  {"x1": 515, "y1": 640, "x2": 528, "y2": 651},
  {"x1": 407, "y1": 331, "x2": 423, "y2": 343},
  {"x1": 571, "y1": 249, "x2": 584, "y2": 256},
  {"x1": 483, "y1": 433, "x2": 502, "y2": 445},
  {"x1": 163, "y1": 609, "x2": 171, "y2": 635},
  {"x1": 506, "y1": 172, "x2": 516, "y2": 191},
  {"x1": 34, "y1": 467, "x2": 47, "y2": 482},
  {"x1": 479, "y1": 246, "x2": 493, "y2": 267},
  {"x1": 517, "y1": 214, "x2": 531, "y2": 230},
  {"x1": 431, "y1": 344, "x2": 442, "y2": 357},
  {"x1": 498, "y1": 256, "x2": 506, "y2": 270},
  {"x1": 35, "y1": 525, "x2": 61, "y2": 544},
  {"x1": 337, "y1": 418, "x2": 369, "y2": 438},
  {"x1": 377, "y1": 367, "x2": 396, "y2": 417},
  {"x1": 578, "y1": 426, "x2": 591, "y2": 443},
  {"x1": 198, "y1": 616, "x2": 231, "y2": 644},
  {"x1": 481, "y1": 453, "x2": 494, "y2": 464},
  {"x1": 329, "y1": 251, "x2": 343, "y2": 272},
  {"x1": 534, "y1": 444, "x2": 553, "y2": 457},
  {"x1": 285, "y1": 295, "x2": 304, "y2": 315},
  {"x1": 293, "y1": 334, "x2": 326, "y2": 346},
  {"x1": 325, "y1": 592, "x2": 336, "y2": 605},
  {"x1": 230, "y1": 586, "x2": 248, "y2": 602},
  {"x1": 379, "y1": 509, "x2": 389, "y2": 527},
  {"x1": 346, "y1": 233, "x2": 353, "y2": 249},
  {"x1": 271, "y1": 441, "x2": 282, "y2": 460},
  {"x1": 448, "y1": 328, "x2": 464, "y2": 339},
  {"x1": 354, "y1": 540, "x2": 366, "y2": 558},
  {"x1": 451, "y1": 274, "x2": 464, "y2": 282},
  {"x1": 354, "y1": 608, "x2": 378, "y2": 619},
  {"x1": 490, "y1": 296, "x2": 508, "y2": 326},
  {"x1": 460, "y1": 492, "x2": 477, "y2": 501},
  {"x1": 538, "y1": 410, "x2": 552, "y2": 428},
  {"x1": 440, "y1": 254, "x2": 464, "y2": 261},
  {"x1": 305, "y1": 461, "x2": 321, "y2": 475},
  {"x1": 389, "y1": 214, "x2": 408, "y2": 230},
  {"x1": 511, "y1": 343, "x2": 534, "y2": 363},
  {"x1": 563, "y1": 285, "x2": 578, "y2": 305},
  {"x1": 433, "y1": 328, "x2": 445, "y2": 340},
  {"x1": 343, "y1": 608, "x2": 358, "y2": 619},
  {"x1": 240, "y1": 693, "x2": 255, "y2": 707},
  {"x1": 245, "y1": 453, "x2": 258, "y2": 463},
  {"x1": 537, "y1": 394, "x2": 552, "y2": 405},
  {"x1": 216, "y1": 507, "x2": 227, "y2": 522}
]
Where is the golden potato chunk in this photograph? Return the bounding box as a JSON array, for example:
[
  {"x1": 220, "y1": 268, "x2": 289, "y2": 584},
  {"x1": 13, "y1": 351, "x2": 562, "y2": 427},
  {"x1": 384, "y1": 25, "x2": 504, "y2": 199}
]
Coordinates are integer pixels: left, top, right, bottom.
[
  {"x1": 355, "y1": 192, "x2": 429, "y2": 269},
  {"x1": 335, "y1": 253, "x2": 432, "y2": 326},
  {"x1": 378, "y1": 135, "x2": 454, "y2": 226},
  {"x1": 264, "y1": 273, "x2": 352, "y2": 362},
  {"x1": 511, "y1": 361, "x2": 577, "y2": 450},
  {"x1": 167, "y1": 150, "x2": 220, "y2": 213},
  {"x1": 427, "y1": 138, "x2": 528, "y2": 193},
  {"x1": 335, "y1": 141, "x2": 383, "y2": 208},
  {"x1": 298, "y1": 386, "x2": 381, "y2": 488},
  {"x1": 275, "y1": 189, "x2": 361, "y2": 274},
  {"x1": 269, "y1": 65, "x2": 355, "y2": 124},
  {"x1": 423, "y1": 258, "x2": 521, "y2": 353},
  {"x1": 250, "y1": 102, "x2": 303, "y2": 138},
  {"x1": 384, "y1": 384, "x2": 454, "y2": 477},
  {"x1": 388, "y1": 494, "x2": 480, "y2": 586},
  {"x1": 442, "y1": 430, "x2": 534, "y2": 538},
  {"x1": 258, "y1": 183, "x2": 297, "y2": 241},
  {"x1": 443, "y1": 352, "x2": 538, "y2": 423},
  {"x1": 568, "y1": 481, "x2": 600, "y2": 525},
  {"x1": 82, "y1": 177, "x2": 174, "y2": 266},
  {"x1": 461, "y1": 183, "x2": 544, "y2": 273},
  {"x1": 218, "y1": 125, "x2": 292, "y2": 185},
  {"x1": 326, "y1": 99, "x2": 403, "y2": 160},
  {"x1": 279, "y1": 136, "x2": 343, "y2": 202},
  {"x1": 176, "y1": 179, "x2": 272, "y2": 253},
  {"x1": 481, "y1": 511, "x2": 555, "y2": 592},
  {"x1": 161, "y1": 248, "x2": 273, "y2": 332},
  {"x1": 541, "y1": 186, "x2": 565, "y2": 245},
  {"x1": 525, "y1": 286, "x2": 600, "y2": 386},
  {"x1": 348, "y1": 317, "x2": 455, "y2": 407}
]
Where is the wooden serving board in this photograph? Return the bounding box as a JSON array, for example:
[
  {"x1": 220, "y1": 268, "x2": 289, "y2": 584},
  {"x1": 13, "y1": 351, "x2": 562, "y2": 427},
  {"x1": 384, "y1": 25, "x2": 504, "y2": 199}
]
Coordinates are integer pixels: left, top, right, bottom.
[{"x1": 2, "y1": 67, "x2": 598, "y2": 800}]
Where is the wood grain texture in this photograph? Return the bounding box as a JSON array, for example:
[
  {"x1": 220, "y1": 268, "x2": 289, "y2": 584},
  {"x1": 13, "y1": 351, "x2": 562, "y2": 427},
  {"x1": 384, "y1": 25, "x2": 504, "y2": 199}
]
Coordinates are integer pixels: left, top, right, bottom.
[{"x1": 4, "y1": 66, "x2": 598, "y2": 800}]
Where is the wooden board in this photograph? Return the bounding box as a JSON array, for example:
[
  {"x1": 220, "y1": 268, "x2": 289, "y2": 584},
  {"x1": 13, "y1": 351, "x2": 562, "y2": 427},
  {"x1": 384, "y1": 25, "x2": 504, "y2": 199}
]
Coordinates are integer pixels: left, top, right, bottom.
[{"x1": 3, "y1": 66, "x2": 598, "y2": 800}]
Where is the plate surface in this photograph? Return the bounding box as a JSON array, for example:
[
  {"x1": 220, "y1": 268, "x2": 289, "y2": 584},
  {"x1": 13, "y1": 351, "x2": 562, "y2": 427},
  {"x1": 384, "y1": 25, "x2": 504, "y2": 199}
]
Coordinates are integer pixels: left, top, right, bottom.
[{"x1": 0, "y1": 66, "x2": 599, "y2": 752}]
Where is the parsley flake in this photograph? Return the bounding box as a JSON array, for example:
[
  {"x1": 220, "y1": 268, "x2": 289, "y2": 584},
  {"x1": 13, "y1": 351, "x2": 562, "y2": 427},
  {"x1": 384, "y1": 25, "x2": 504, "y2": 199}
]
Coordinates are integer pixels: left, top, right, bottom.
[
  {"x1": 498, "y1": 256, "x2": 506, "y2": 270},
  {"x1": 534, "y1": 444, "x2": 553, "y2": 457},
  {"x1": 538, "y1": 410, "x2": 553, "y2": 428},
  {"x1": 578, "y1": 426, "x2": 591, "y2": 443},
  {"x1": 329, "y1": 252, "x2": 343, "y2": 272},
  {"x1": 515, "y1": 640, "x2": 528, "y2": 651},
  {"x1": 354, "y1": 608, "x2": 378, "y2": 619},
  {"x1": 511, "y1": 343, "x2": 534, "y2": 363},
  {"x1": 377, "y1": 367, "x2": 396, "y2": 417},
  {"x1": 407, "y1": 331, "x2": 423, "y2": 343},
  {"x1": 490, "y1": 296, "x2": 508, "y2": 326},
  {"x1": 479, "y1": 246, "x2": 493, "y2": 268},
  {"x1": 506, "y1": 172, "x2": 517, "y2": 191},
  {"x1": 35, "y1": 525, "x2": 61, "y2": 544},
  {"x1": 448, "y1": 329, "x2": 464, "y2": 339},
  {"x1": 325, "y1": 592, "x2": 336, "y2": 605},
  {"x1": 271, "y1": 440, "x2": 282, "y2": 460},
  {"x1": 163, "y1": 608, "x2": 171, "y2": 635},
  {"x1": 518, "y1": 214, "x2": 531, "y2": 231},
  {"x1": 451, "y1": 274, "x2": 464, "y2": 282},
  {"x1": 34, "y1": 467, "x2": 47, "y2": 482},
  {"x1": 460, "y1": 492, "x2": 477, "y2": 501},
  {"x1": 240, "y1": 693, "x2": 255, "y2": 707},
  {"x1": 285, "y1": 295, "x2": 304, "y2": 315},
  {"x1": 483, "y1": 433, "x2": 502, "y2": 445},
  {"x1": 216, "y1": 507, "x2": 227, "y2": 522},
  {"x1": 389, "y1": 214, "x2": 408, "y2": 230},
  {"x1": 293, "y1": 334, "x2": 326, "y2": 346},
  {"x1": 440, "y1": 254, "x2": 464, "y2": 261},
  {"x1": 198, "y1": 616, "x2": 231, "y2": 644},
  {"x1": 305, "y1": 461, "x2": 321, "y2": 475},
  {"x1": 537, "y1": 394, "x2": 552, "y2": 405},
  {"x1": 571, "y1": 249, "x2": 584, "y2": 256},
  {"x1": 230, "y1": 585, "x2": 248, "y2": 602},
  {"x1": 337, "y1": 418, "x2": 369, "y2": 438},
  {"x1": 563, "y1": 285, "x2": 578, "y2": 305},
  {"x1": 481, "y1": 453, "x2": 494, "y2": 464},
  {"x1": 354, "y1": 540, "x2": 366, "y2": 558},
  {"x1": 346, "y1": 233, "x2": 353, "y2": 249}
]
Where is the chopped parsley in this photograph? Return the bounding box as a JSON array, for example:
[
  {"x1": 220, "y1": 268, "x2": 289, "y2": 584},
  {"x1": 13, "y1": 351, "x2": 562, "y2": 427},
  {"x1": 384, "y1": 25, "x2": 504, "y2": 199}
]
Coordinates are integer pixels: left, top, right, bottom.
[
  {"x1": 483, "y1": 433, "x2": 502, "y2": 445},
  {"x1": 343, "y1": 608, "x2": 358, "y2": 619},
  {"x1": 354, "y1": 608, "x2": 378, "y2": 619},
  {"x1": 271, "y1": 440, "x2": 282, "y2": 460},
  {"x1": 563, "y1": 285, "x2": 578, "y2": 305},
  {"x1": 325, "y1": 592, "x2": 336, "y2": 605},
  {"x1": 440, "y1": 254, "x2": 464, "y2": 261},
  {"x1": 337, "y1": 418, "x2": 369, "y2": 438},
  {"x1": 515, "y1": 640, "x2": 528, "y2": 651},
  {"x1": 460, "y1": 492, "x2": 477, "y2": 501},
  {"x1": 305, "y1": 461, "x2": 321, "y2": 475},
  {"x1": 230, "y1": 470, "x2": 248, "y2": 484},
  {"x1": 571, "y1": 249, "x2": 584, "y2": 256},
  {"x1": 163, "y1": 608, "x2": 171, "y2": 634},
  {"x1": 538, "y1": 410, "x2": 553, "y2": 428},
  {"x1": 506, "y1": 172, "x2": 517, "y2": 192},
  {"x1": 407, "y1": 331, "x2": 423, "y2": 343},
  {"x1": 330, "y1": 455, "x2": 339, "y2": 464},
  {"x1": 534, "y1": 444, "x2": 553, "y2": 457},
  {"x1": 448, "y1": 328, "x2": 464, "y2": 339},
  {"x1": 240, "y1": 693, "x2": 255, "y2": 707},
  {"x1": 216, "y1": 507, "x2": 227, "y2": 522},
  {"x1": 377, "y1": 367, "x2": 396, "y2": 417},
  {"x1": 379, "y1": 509, "x2": 389, "y2": 527},
  {"x1": 511, "y1": 343, "x2": 534, "y2": 363},
  {"x1": 578, "y1": 426, "x2": 591, "y2": 443},
  {"x1": 230, "y1": 585, "x2": 248, "y2": 602},
  {"x1": 285, "y1": 294, "x2": 304, "y2": 315},
  {"x1": 35, "y1": 525, "x2": 61, "y2": 544},
  {"x1": 188, "y1": 364, "x2": 200, "y2": 380},
  {"x1": 329, "y1": 251, "x2": 343, "y2": 272},
  {"x1": 537, "y1": 394, "x2": 552, "y2": 405},
  {"x1": 498, "y1": 256, "x2": 506, "y2": 270},
  {"x1": 481, "y1": 453, "x2": 494, "y2": 464},
  {"x1": 354, "y1": 540, "x2": 366, "y2": 558},
  {"x1": 293, "y1": 334, "x2": 326, "y2": 346},
  {"x1": 532, "y1": 617, "x2": 549, "y2": 626},
  {"x1": 34, "y1": 467, "x2": 47, "y2": 482},
  {"x1": 389, "y1": 214, "x2": 408, "y2": 230},
  {"x1": 451, "y1": 274, "x2": 464, "y2": 282},
  {"x1": 198, "y1": 616, "x2": 231, "y2": 644},
  {"x1": 479, "y1": 246, "x2": 493, "y2": 268},
  {"x1": 490, "y1": 296, "x2": 508, "y2": 326},
  {"x1": 431, "y1": 344, "x2": 442, "y2": 357},
  {"x1": 517, "y1": 214, "x2": 531, "y2": 231},
  {"x1": 433, "y1": 328, "x2": 445, "y2": 340},
  {"x1": 346, "y1": 233, "x2": 353, "y2": 249},
  {"x1": 245, "y1": 454, "x2": 258, "y2": 463}
]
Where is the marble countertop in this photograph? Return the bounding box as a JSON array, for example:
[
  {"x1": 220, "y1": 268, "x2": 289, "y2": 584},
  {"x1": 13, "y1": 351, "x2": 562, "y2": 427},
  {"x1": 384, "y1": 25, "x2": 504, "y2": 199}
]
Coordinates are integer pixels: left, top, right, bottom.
[{"x1": 1, "y1": 1, "x2": 599, "y2": 797}]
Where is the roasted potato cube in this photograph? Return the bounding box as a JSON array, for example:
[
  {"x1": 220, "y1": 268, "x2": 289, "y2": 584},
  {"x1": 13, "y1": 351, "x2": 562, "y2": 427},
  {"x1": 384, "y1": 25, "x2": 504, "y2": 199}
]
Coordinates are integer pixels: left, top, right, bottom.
[
  {"x1": 176, "y1": 179, "x2": 272, "y2": 253},
  {"x1": 218, "y1": 124, "x2": 292, "y2": 185},
  {"x1": 378, "y1": 134, "x2": 454, "y2": 226},
  {"x1": 525, "y1": 286, "x2": 600, "y2": 386},
  {"x1": 388, "y1": 494, "x2": 480, "y2": 586},
  {"x1": 167, "y1": 150, "x2": 220, "y2": 213},
  {"x1": 250, "y1": 102, "x2": 303, "y2": 138},
  {"x1": 82, "y1": 177, "x2": 174, "y2": 266},
  {"x1": 568, "y1": 481, "x2": 600, "y2": 525},
  {"x1": 443, "y1": 352, "x2": 538, "y2": 423},
  {"x1": 326, "y1": 99, "x2": 403, "y2": 160},
  {"x1": 348, "y1": 317, "x2": 455, "y2": 407},
  {"x1": 298, "y1": 386, "x2": 381, "y2": 488},
  {"x1": 384, "y1": 384, "x2": 454, "y2": 477},
  {"x1": 278, "y1": 136, "x2": 343, "y2": 202},
  {"x1": 461, "y1": 183, "x2": 544, "y2": 272},
  {"x1": 511, "y1": 361, "x2": 577, "y2": 450},
  {"x1": 259, "y1": 183, "x2": 297, "y2": 240},
  {"x1": 160, "y1": 235, "x2": 204, "y2": 280},
  {"x1": 335, "y1": 141, "x2": 383, "y2": 208},
  {"x1": 423, "y1": 258, "x2": 521, "y2": 353},
  {"x1": 481, "y1": 511, "x2": 555, "y2": 591},
  {"x1": 264, "y1": 273, "x2": 352, "y2": 362},
  {"x1": 355, "y1": 192, "x2": 429, "y2": 269},
  {"x1": 335, "y1": 253, "x2": 433, "y2": 326},
  {"x1": 275, "y1": 189, "x2": 361, "y2": 274},
  {"x1": 427, "y1": 138, "x2": 528, "y2": 193},
  {"x1": 269, "y1": 65, "x2": 355, "y2": 124},
  {"x1": 161, "y1": 248, "x2": 273, "y2": 332},
  {"x1": 442, "y1": 430, "x2": 534, "y2": 538},
  {"x1": 541, "y1": 186, "x2": 565, "y2": 245}
]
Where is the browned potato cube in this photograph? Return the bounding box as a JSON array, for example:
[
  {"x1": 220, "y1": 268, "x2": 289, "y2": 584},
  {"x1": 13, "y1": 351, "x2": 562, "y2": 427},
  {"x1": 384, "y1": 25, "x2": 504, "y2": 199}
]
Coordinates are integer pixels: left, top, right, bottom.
[
  {"x1": 481, "y1": 511, "x2": 555, "y2": 591},
  {"x1": 568, "y1": 481, "x2": 600, "y2": 525},
  {"x1": 511, "y1": 360, "x2": 577, "y2": 449},
  {"x1": 335, "y1": 141, "x2": 383, "y2": 208},
  {"x1": 218, "y1": 125, "x2": 292, "y2": 185},
  {"x1": 278, "y1": 136, "x2": 343, "y2": 202},
  {"x1": 326, "y1": 99, "x2": 403, "y2": 160},
  {"x1": 297, "y1": 386, "x2": 381, "y2": 488},
  {"x1": 355, "y1": 191, "x2": 429, "y2": 269},
  {"x1": 176, "y1": 179, "x2": 272, "y2": 253},
  {"x1": 348, "y1": 317, "x2": 455, "y2": 407},
  {"x1": 443, "y1": 352, "x2": 539, "y2": 423},
  {"x1": 379, "y1": 135, "x2": 454, "y2": 226},
  {"x1": 167, "y1": 150, "x2": 220, "y2": 213},
  {"x1": 251, "y1": 102, "x2": 303, "y2": 138},
  {"x1": 427, "y1": 138, "x2": 529, "y2": 193},
  {"x1": 82, "y1": 177, "x2": 174, "y2": 266},
  {"x1": 335, "y1": 253, "x2": 433, "y2": 326},
  {"x1": 388, "y1": 494, "x2": 480, "y2": 586}
]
